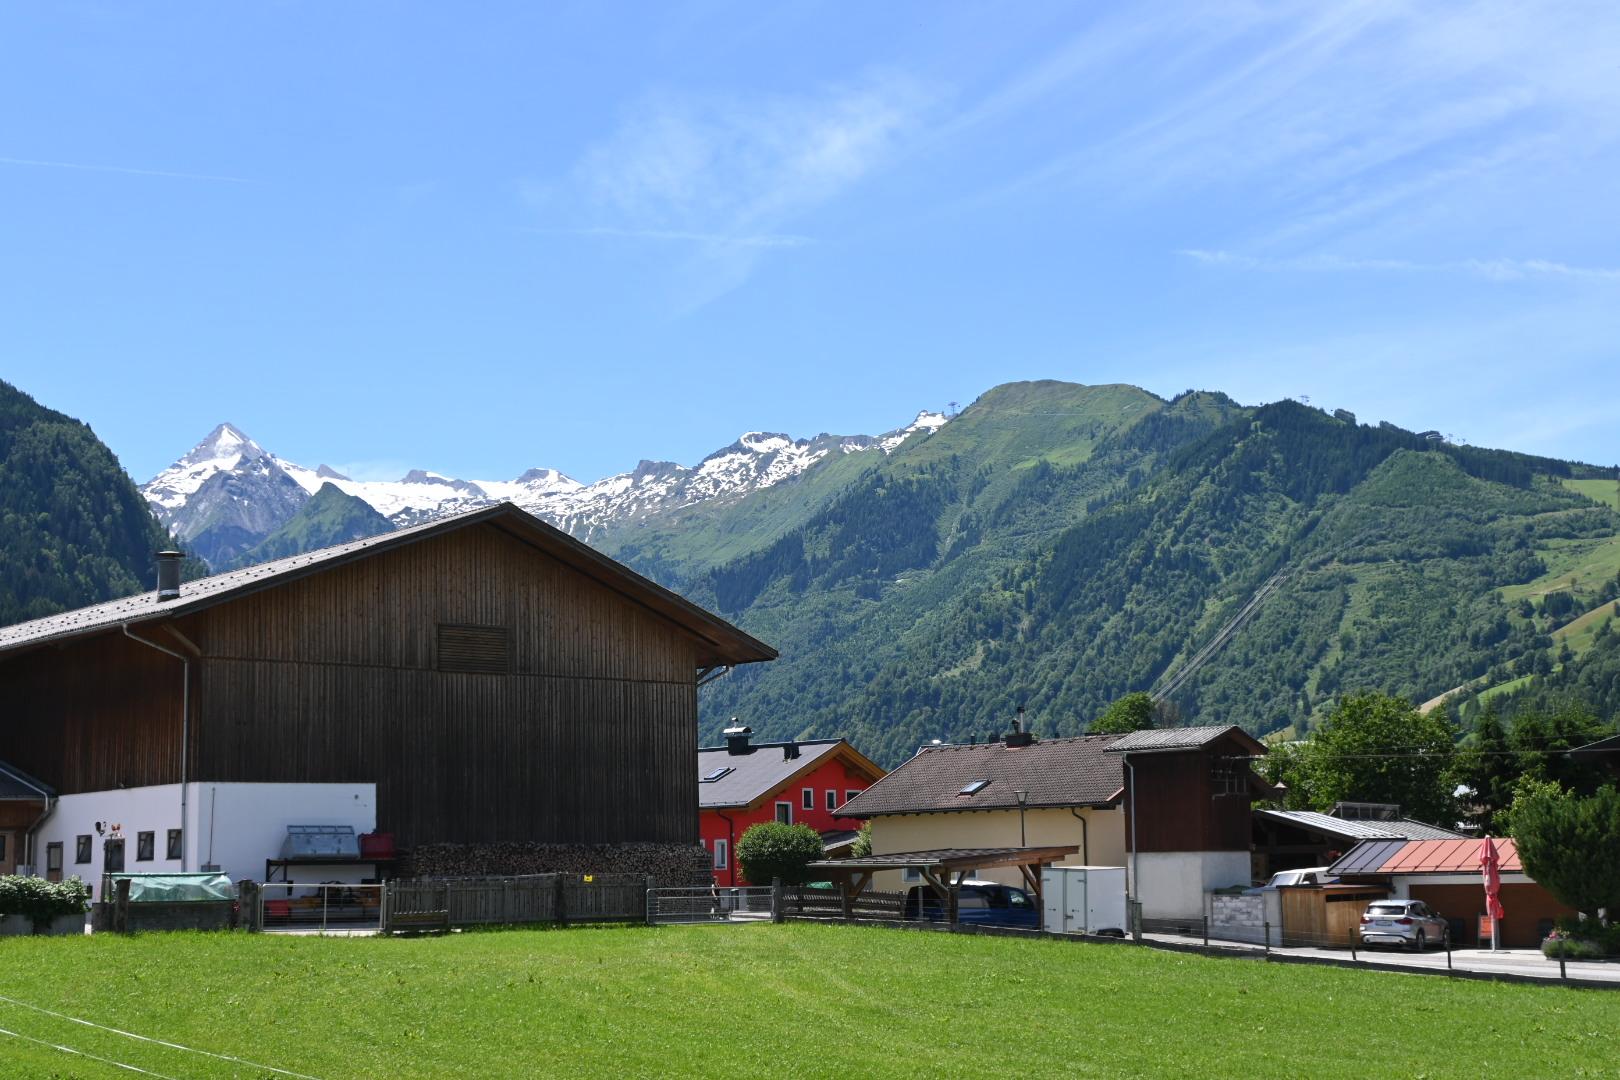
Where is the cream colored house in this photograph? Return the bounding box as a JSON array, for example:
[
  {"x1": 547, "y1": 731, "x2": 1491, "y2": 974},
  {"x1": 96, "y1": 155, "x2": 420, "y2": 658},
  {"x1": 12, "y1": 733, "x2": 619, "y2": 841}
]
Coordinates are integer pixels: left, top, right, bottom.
[{"x1": 835, "y1": 734, "x2": 1128, "y2": 893}]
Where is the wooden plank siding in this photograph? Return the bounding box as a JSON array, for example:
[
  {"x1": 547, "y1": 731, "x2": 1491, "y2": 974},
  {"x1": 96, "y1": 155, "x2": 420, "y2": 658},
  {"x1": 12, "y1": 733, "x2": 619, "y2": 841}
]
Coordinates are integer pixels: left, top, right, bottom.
[
  {"x1": 1, "y1": 522, "x2": 709, "y2": 849},
  {"x1": 1125, "y1": 744, "x2": 1254, "y2": 853},
  {"x1": 0, "y1": 631, "x2": 186, "y2": 794}
]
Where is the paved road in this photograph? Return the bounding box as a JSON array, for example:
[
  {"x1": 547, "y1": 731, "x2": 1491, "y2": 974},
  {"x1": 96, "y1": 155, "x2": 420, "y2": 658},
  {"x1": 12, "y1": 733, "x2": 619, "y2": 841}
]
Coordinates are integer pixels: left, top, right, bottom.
[{"x1": 1142, "y1": 932, "x2": 1620, "y2": 985}]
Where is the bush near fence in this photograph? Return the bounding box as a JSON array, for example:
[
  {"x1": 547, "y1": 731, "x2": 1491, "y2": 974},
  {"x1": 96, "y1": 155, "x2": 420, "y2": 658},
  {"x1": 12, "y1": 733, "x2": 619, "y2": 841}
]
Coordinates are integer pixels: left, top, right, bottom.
[{"x1": 405, "y1": 842, "x2": 710, "y2": 886}]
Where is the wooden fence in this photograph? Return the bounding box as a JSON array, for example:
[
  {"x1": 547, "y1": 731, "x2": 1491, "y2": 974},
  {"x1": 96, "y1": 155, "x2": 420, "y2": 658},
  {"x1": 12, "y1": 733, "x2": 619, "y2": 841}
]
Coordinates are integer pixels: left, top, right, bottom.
[
  {"x1": 384, "y1": 873, "x2": 650, "y2": 931},
  {"x1": 781, "y1": 886, "x2": 908, "y2": 921}
]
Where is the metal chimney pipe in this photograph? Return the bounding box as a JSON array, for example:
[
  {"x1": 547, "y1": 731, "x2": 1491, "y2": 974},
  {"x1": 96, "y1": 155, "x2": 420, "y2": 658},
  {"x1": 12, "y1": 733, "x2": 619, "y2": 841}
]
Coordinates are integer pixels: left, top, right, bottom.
[{"x1": 156, "y1": 551, "x2": 184, "y2": 601}]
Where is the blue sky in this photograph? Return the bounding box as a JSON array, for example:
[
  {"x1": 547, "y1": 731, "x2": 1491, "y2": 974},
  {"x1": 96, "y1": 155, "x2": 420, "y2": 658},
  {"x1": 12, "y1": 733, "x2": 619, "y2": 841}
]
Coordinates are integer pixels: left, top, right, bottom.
[{"x1": 3, "y1": 2, "x2": 1617, "y2": 484}]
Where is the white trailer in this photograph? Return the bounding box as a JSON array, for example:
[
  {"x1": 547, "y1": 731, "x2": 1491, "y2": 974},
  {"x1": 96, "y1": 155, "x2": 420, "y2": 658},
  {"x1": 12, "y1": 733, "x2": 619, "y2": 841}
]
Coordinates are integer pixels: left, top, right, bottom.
[{"x1": 1041, "y1": 865, "x2": 1127, "y2": 935}]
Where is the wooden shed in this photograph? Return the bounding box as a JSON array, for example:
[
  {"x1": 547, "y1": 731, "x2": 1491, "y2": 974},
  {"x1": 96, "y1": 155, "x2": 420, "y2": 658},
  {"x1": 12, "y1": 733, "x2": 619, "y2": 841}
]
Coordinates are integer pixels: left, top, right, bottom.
[{"x1": 0, "y1": 503, "x2": 775, "y2": 860}]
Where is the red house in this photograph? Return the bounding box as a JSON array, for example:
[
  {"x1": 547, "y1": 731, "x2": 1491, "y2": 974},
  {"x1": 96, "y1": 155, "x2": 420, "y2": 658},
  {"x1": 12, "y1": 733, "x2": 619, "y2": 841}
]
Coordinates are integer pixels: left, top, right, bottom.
[{"x1": 698, "y1": 725, "x2": 884, "y2": 886}]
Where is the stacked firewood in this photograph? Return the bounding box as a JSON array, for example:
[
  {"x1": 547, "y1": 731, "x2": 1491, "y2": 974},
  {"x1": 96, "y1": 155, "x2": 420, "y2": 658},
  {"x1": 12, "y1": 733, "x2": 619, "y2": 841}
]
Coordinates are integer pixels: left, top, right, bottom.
[{"x1": 406, "y1": 841, "x2": 711, "y2": 887}]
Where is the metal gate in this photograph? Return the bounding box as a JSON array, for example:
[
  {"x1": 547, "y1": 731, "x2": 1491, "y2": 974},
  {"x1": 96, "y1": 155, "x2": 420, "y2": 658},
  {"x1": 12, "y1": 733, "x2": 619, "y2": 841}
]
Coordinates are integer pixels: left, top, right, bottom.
[
  {"x1": 647, "y1": 886, "x2": 774, "y2": 925},
  {"x1": 259, "y1": 882, "x2": 385, "y2": 933}
]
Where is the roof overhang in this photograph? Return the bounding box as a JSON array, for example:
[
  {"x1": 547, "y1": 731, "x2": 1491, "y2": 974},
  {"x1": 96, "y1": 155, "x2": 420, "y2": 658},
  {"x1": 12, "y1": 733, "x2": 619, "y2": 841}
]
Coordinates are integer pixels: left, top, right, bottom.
[
  {"x1": 806, "y1": 845, "x2": 1079, "y2": 875},
  {"x1": 0, "y1": 502, "x2": 777, "y2": 669}
]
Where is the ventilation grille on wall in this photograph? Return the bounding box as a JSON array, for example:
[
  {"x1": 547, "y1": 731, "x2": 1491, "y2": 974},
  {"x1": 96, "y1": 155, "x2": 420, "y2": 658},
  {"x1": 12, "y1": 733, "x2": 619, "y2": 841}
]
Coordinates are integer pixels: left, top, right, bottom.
[{"x1": 437, "y1": 624, "x2": 511, "y2": 674}]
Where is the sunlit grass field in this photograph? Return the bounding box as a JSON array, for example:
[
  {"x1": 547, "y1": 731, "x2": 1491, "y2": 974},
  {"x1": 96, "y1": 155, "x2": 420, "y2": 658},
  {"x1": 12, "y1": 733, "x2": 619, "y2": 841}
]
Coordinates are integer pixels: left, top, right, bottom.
[{"x1": 1, "y1": 923, "x2": 1616, "y2": 1078}]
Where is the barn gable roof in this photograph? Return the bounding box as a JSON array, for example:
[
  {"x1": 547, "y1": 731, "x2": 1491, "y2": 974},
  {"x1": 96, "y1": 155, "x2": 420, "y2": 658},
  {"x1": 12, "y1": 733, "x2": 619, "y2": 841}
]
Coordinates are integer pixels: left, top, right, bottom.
[{"x1": 0, "y1": 502, "x2": 776, "y2": 668}]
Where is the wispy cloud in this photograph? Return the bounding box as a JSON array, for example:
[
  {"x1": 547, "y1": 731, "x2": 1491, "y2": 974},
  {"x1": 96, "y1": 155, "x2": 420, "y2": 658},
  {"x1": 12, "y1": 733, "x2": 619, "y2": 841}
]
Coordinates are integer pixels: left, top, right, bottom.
[
  {"x1": 973, "y1": 2, "x2": 1620, "y2": 247},
  {"x1": 1179, "y1": 248, "x2": 1620, "y2": 282},
  {"x1": 536, "y1": 226, "x2": 814, "y2": 249},
  {"x1": 546, "y1": 72, "x2": 935, "y2": 307},
  {"x1": 0, "y1": 155, "x2": 251, "y2": 183}
]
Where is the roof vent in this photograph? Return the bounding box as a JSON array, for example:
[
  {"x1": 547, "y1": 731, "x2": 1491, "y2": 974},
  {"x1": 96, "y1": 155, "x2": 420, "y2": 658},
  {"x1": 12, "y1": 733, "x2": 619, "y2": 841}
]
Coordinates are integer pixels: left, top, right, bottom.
[
  {"x1": 723, "y1": 722, "x2": 753, "y2": 756},
  {"x1": 155, "y1": 550, "x2": 184, "y2": 602}
]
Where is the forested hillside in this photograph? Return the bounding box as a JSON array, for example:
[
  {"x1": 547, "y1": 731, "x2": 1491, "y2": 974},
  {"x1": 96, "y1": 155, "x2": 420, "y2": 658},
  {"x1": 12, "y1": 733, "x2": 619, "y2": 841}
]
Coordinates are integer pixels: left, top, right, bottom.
[
  {"x1": 0, "y1": 379, "x2": 173, "y2": 625},
  {"x1": 650, "y1": 383, "x2": 1618, "y2": 766}
]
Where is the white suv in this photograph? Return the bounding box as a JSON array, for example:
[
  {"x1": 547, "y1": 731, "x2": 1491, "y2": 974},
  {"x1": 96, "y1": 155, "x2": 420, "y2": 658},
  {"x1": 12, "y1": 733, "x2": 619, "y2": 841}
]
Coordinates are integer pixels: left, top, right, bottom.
[{"x1": 1359, "y1": 899, "x2": 1449, "y2": 950}]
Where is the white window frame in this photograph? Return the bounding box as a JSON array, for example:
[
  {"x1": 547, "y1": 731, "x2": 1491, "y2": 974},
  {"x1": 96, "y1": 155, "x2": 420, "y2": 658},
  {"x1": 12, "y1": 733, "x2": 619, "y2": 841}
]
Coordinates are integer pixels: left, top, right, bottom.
[
  {"x1": 801, "y1": 787, "x2": 815, "y2": 810},
  {"x1": 902, "y1": 867, "x2": 921, "y2": 883},
  {"x1": 712, "y1": 838, "x2": 728, "y2": 870},
  {"x1": 826, "y1": 789, "x2": 839, "y2": 811},
  {"x1": 846, "y1": 789, "x2": 861, "y2": 804},
  {"x1": 775, "y1": 801, "x2": 793, "y2": 824}
]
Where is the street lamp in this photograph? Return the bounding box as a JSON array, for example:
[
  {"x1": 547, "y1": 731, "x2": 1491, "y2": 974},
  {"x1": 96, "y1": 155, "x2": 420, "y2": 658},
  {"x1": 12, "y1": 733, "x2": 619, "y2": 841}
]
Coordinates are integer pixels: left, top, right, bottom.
[{"x1": 1014, "y1": 789, "x2": 1028, "y2": 847}]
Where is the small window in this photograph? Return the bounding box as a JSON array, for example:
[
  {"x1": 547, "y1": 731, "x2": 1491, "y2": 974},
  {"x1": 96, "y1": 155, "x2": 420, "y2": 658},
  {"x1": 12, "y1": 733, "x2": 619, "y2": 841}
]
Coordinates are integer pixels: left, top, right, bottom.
[
  {"x1": 700, "y1": 766, "x2": 733, "y2": 783},
  {"x1": 136, "y1": 831, "x2": 155, "y2": 862},
  {"x1": 76, "y1": 835, "x2": 92, "y2": 864},
  {"x1": 802, "y1": 788, "x2": 814, "y2": 810},
  {"x1": 104, "y1": 839, "x2": 124, "y2": 874},
  {"x1": 775, "y1": 802, "x2": 792, "y2": 825},
  {"x1": 958, "y1": 778, "x2": 991, "y2": 796},
  {"x1": 826, "y1": 789, "x2": 839, "y2": 811},
  {"x1": 436, "y1": 623, "x2": 511, "y2": 674},
  {"x1": 713, "y1": 839, "x2": 728, "y2": 870},
  {"x1": 0, "y1": 834, "x2": 6, "y2": 862},
  {"x1": 846, "y1": 789, "x2": 861, "y2": 803},
  {"x1": 902, "y1": 868, "x2": 921, "y2": 883},
  {"x1": 45, "y1": 842, "x2": 62, "y2": 872},
  {"x1": 167, "y1": 829, "x2": 183, "y2": 861}
]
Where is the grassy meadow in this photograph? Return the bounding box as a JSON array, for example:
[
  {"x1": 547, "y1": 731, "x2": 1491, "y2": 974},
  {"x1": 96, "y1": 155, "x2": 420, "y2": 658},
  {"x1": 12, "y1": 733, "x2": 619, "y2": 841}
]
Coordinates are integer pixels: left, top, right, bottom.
[{"x1": 1, "y1": 924, "x2": 1617, "y2": 1078}]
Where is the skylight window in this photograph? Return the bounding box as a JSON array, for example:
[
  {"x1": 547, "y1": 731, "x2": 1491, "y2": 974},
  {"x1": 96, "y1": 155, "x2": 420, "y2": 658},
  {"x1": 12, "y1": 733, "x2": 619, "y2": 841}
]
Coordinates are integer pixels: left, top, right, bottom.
[
  {"x1": 958, "y1": 778, "x2": 991, "y2": 796},
  {"x1": 701, "y1": 767, "x2": 733, "y2": 783}
]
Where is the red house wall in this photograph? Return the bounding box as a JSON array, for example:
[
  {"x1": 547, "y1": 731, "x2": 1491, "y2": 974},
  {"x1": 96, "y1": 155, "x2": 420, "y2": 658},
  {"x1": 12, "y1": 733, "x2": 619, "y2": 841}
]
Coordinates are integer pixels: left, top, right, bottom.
[{"x1": 700, "y1": 755, "x2": 874, "y2": 886}]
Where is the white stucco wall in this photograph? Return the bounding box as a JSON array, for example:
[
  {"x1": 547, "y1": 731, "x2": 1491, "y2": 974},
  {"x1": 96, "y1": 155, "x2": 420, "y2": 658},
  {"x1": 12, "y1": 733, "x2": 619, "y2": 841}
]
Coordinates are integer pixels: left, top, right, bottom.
[
  {"x1": 1135, "y1": 850, "x2": 1252, "y2": 919},
  {"x1": 32, "y1": 782, "x2": 376, "y2": 897},
  {"x1": 866, "y1": 807, "x2": 1126, "y2": 892}
]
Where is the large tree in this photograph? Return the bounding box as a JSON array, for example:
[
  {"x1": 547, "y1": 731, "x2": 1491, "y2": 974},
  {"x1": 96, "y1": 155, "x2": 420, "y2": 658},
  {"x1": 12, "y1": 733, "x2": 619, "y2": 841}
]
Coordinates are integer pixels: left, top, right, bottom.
[
  {"x1": 1511, "y1": 785, "x2": 1620, "y2": 920},
  {"x1": 1263, "y1": 692, "x2": 1459, "y2": 825},
  {"x1": 1090, "y1": 692, "x2": 1157, "y2": 735}
]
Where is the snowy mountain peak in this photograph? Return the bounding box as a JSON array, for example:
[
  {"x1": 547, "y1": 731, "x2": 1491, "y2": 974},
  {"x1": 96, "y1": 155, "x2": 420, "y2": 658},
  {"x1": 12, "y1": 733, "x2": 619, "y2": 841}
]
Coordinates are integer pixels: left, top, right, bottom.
[{"x1": 143, "y1": 405, "x2": 953, "y2": 566}]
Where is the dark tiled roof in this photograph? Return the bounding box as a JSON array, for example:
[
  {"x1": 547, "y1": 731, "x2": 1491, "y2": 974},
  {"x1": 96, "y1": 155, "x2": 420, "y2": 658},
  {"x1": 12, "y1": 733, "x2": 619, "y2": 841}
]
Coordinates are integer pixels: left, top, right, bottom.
[
  {"x1": 1329, "y1": 838, "x2": 1523, "y2": 876},
  {"x1": 697, "y1": 740, "x2": 852, "y2": 809},
  {"x1": 0, "y1": 503, "x2": 775, "y2": 668},
  {"x1": 1105, "y1": 725, "x2": 1267, "y2": 755},
  {"x1": 0, "y1": 760, "x2": 53, "y2": 800},
  {"x1": 834, "y1": 736, "x2": 1124, "y2": 818},
  {"x1": 1257, "y1": 809, "x2": 1465, "y2": 841}
]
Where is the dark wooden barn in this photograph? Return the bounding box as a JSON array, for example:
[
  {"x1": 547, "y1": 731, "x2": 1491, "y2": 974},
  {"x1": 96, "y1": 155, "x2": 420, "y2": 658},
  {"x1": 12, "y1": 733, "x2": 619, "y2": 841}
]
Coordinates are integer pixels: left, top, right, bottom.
[{"x1": 0, "y1": 503, "x2": 775, "y2": 852}]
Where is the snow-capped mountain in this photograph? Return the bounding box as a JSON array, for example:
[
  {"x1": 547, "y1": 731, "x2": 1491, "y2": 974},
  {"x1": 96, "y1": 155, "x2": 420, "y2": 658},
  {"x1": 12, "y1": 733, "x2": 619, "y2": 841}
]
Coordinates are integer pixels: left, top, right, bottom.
[{"x1": 143, "y1": 410, "x2": 950, "y2": 567}]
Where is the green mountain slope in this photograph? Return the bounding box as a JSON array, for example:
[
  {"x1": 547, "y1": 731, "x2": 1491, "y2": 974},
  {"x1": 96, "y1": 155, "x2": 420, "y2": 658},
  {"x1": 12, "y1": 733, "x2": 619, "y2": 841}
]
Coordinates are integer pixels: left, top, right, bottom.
[
  {"x1": 0, "y1": 379, "x2": 174, "y2": 624},
  {"x1": 227, "y1": 482, "x2": 393, "y2": 568},
  {"x1": 649, "y1": 384, "x2": 1617, "y2": 766}
]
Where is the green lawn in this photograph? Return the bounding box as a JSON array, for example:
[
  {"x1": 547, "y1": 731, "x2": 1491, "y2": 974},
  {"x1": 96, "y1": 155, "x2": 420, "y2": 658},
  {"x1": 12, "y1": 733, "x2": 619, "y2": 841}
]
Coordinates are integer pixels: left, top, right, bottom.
[{"x1": 1, "y1": 924, "x2": 1616, "y2": 1078}]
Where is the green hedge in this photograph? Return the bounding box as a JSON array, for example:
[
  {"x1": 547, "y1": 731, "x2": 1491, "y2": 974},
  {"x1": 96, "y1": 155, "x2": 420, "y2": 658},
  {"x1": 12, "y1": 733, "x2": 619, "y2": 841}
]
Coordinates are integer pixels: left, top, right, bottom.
[{"x1": 0, "y1": 875, "x2": 91, "y2": 927}]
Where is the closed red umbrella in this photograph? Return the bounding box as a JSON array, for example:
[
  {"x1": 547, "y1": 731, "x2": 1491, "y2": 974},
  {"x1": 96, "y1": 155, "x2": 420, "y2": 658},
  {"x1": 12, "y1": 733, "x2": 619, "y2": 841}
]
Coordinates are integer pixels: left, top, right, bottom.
[{"x1": 1479, "y1": 836, "x2": 1505, "y2": 949}]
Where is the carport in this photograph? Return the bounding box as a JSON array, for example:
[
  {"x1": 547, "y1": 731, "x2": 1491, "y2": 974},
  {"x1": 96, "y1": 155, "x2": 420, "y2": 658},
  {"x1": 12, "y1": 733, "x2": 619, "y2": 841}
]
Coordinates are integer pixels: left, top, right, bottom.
[{"x1": 805, "y1": 845, "x2": 1077, "y2": 924}]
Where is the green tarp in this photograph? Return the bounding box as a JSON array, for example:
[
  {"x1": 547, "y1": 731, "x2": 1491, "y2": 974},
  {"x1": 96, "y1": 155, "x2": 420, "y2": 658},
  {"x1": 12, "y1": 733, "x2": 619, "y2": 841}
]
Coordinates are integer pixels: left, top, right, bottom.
[{"x1": 113, "y1": 873, "x2": 236, "y2": 903}]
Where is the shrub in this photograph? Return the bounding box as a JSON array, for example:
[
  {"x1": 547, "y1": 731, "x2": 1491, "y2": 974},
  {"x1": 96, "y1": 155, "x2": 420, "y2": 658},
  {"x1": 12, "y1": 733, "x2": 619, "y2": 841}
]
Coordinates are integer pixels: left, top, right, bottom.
[
  {"x1": 1542, "y1": 930, "x2": 1607, "y2": 961},
  {"x1": 735, "y1": 823, "x2": 824, "y2": 886},
  {"x1": 1551, "y1": 915, "x2": 1620, "y2": 956},
  {"x1": 0, "y1": 875, "x2": 91, "y2": 930}
]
